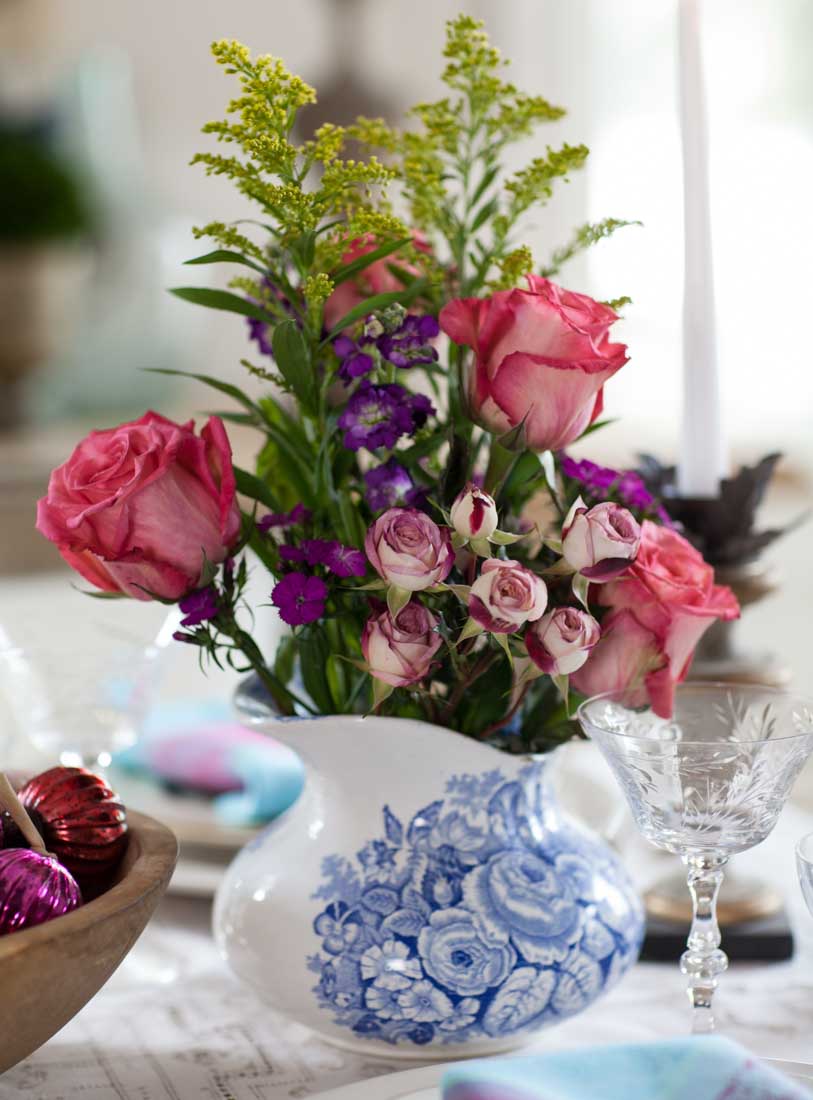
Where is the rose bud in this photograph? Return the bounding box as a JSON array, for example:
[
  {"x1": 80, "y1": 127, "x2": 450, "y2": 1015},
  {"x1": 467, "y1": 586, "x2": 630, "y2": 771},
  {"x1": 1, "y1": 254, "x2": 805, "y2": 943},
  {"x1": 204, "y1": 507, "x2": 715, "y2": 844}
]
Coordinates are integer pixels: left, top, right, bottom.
[
  {"x1": 36, "y1": 412, "x2": 241, "y2": 601},
  {"x1": 525, "y1": 607, "x2": 601, "y2": 676},
  {"x1": 440, "y1": 275, "x2": 627, "y2": 453},
  {"x1": 365, "y1": 508, "x2": 454, "y2": 592},
  {"x1": 469, "y1": 559, "x2": 547, "y2": 634},
  {"x1": 362, "y1": 601, "x2": 442, "y2": 688},
  {"x1": 561, "y1": 500, "x2": 642, "y2": 582},
  {"x1": 450, "y1": 483, "x2": 499, "y2": 541}
]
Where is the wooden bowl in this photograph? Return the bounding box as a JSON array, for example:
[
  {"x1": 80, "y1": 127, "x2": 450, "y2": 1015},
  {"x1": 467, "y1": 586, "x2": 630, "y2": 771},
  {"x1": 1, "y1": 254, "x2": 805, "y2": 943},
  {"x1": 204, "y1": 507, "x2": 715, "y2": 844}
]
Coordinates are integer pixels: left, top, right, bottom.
[{"x1": 0, "y1": 809, "x2": 178, "y2": 1072}]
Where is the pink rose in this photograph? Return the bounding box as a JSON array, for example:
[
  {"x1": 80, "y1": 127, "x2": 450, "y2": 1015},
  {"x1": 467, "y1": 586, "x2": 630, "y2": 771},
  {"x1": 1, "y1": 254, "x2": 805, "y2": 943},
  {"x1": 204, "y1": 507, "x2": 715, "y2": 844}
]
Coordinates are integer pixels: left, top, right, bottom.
[
  {"x1": 450, "y1": 483, "x2": 499, "y2": 540},
  {"x1": 469, "y1": 559, "x2": 547, "y2": 634},
  {"x1": 36, "y1": 411, "x2": 241, "y2": 601},
  {"x1": 439, "y1": 275, "x2": 627, "y2": 452},
  {"x1": 525, "y1": 607, "x2": 601, "y2": 676},
  {"x1": 365, "y1": 507, "x2": 454, "y2": 592},
  {"x1": 562, "y1": 500, "x2": 641, "y2": 581},
  {"x1": 571, "y1": 521, "x2": 740, "y2": 717},
  {"x1": 362, "y1": 600, "x2": 442, "y2": 687},
  {"x1": 323, "y1": 232, "x2": 432, "y2": 331}
]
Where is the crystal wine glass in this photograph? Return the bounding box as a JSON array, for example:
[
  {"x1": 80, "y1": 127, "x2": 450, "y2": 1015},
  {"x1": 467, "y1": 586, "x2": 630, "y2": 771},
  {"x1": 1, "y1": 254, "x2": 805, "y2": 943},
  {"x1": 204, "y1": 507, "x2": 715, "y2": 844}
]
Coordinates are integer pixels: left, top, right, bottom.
[
  {"x1": 0, "y1": 640, "x2": 160, "y2": 771},
  {"x1": 796, "y1": 831, "x2": 813, "y2": 918},
  {"x1": 578, "y1": 682, "x2": 813, "y2": 1034}
]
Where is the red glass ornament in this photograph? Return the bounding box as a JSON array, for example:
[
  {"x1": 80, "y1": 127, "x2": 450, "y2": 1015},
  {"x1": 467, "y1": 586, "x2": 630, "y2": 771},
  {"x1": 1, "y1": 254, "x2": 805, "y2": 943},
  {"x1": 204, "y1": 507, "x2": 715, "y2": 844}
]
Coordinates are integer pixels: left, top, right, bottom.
[
  {"x1": 0, "y1": 849, "x2": 82, "y2": 935},
  {"x1": 17, "y1": 767, "x2": 128, "y2": 885}
]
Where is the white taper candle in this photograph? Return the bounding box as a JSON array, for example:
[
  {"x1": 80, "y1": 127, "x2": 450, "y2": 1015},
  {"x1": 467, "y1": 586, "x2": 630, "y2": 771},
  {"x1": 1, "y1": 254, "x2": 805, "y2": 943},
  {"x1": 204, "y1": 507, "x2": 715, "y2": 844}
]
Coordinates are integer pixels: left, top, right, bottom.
[{"x1": 676, "y1": 0, "x2": 726, "y2": 497}]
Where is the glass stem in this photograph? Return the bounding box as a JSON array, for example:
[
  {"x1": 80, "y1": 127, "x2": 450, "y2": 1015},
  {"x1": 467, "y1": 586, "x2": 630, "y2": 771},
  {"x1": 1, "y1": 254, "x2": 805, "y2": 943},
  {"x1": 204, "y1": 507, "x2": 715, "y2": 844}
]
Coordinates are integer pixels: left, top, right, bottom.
[{"x1": 680, "y1": 852, "x2": 729, "y2": 1034}]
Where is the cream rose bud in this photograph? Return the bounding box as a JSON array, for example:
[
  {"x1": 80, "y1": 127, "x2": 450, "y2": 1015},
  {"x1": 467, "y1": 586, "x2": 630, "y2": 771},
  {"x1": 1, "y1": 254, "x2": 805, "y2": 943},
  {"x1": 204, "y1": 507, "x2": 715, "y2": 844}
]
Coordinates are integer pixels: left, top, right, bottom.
[
  {"x1": 365, "y1": 507, "x2": 454, "y2": 592},
  {"x1": 469, "y1": 559, "x2": 547, "y2": 635},
  {"x1": 450, "y1": 483, "x2": 499, "y2": 541},
  {"x1": 525, "y1": 607, "x2": 601, "y2": 676},
  {"x1": 362, "y1": 601, "x2": 442, "y2": 687},
  {"x1": 561, "y1": 501, "x2": 642, "y2": 582}
]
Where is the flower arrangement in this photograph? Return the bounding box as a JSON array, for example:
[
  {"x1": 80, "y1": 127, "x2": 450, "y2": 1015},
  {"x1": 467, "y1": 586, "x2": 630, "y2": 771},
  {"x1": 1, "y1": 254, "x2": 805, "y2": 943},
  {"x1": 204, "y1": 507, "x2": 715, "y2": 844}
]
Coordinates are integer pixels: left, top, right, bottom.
[{"x1": 36, "y1": 17, "x2": 739, "y2": 752}]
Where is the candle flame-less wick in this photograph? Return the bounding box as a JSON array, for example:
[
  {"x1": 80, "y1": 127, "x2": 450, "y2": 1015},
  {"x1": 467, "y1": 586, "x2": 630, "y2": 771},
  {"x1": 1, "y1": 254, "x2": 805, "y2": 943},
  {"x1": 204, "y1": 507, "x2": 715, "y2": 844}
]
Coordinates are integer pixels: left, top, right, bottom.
[{"x1": 0, "y1": 772, "x2": 48, "y2": 856}]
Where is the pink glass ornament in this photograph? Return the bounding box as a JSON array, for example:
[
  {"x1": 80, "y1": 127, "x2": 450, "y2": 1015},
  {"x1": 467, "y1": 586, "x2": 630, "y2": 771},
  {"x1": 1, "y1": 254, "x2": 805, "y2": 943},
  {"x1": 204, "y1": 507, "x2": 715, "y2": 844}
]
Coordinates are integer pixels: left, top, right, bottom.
[{"x1": 0, "y1": 849, "x2": 82, "y2": 935}]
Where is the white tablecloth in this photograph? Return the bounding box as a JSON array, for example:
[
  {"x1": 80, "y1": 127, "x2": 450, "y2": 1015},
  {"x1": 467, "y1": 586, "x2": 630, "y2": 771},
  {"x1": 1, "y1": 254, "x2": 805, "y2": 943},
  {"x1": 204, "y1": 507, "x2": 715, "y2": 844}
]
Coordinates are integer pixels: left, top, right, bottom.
[{"x1": 1, "y1": 799, "x2": 812, "y2": 1100}]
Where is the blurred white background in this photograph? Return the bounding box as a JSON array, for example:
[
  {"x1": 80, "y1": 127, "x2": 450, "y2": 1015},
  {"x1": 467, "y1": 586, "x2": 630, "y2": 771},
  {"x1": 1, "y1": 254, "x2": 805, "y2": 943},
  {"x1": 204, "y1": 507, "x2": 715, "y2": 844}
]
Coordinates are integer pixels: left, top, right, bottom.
[{"x1": 0, "y1": 0, "x2": 810, "y2": 467}]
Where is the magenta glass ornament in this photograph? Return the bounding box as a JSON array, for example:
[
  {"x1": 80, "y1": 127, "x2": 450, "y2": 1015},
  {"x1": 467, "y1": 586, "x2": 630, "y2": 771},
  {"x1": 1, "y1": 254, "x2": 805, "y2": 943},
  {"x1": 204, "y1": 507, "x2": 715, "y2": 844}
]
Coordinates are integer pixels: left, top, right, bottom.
[{"x1": 0, "y1": 849, "x2": 82, "y2": 935}]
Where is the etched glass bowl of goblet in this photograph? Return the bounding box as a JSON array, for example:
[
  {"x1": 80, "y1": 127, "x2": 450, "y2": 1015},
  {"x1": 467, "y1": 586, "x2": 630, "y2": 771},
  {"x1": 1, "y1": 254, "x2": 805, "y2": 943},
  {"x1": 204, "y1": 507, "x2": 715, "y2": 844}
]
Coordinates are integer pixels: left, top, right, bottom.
[
  {"x1": 796, "y1": 832, "x2": 813, "y2": 918},
  {"x1": 579, "y1": 683, "x2": 813, "y2": 1034},
  {"x1": 0, "y1": 640, "x2": 160, "y2": 771}
]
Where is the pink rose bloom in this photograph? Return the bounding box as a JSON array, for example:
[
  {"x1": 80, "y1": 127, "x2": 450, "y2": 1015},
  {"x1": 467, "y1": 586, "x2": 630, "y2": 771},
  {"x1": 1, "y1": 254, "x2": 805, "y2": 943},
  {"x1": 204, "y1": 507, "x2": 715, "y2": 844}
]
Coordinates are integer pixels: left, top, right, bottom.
[
  {"x1": 450, "y1": 483, "x2": 499, "y2": 540},
  {"x1": 525, "y1": 607, "x2": 601, "y2": 676},
  {"x1": 571, "y1": 521, "x2": 740, "y2": 717},
  {"x1": 36, "y1": 411, "x2": 241, "y2": 601},
  {"x1": 365, "y1": 507, "x2": 454, "y2": 592},
  {"x1": 362, "y1": 600, "x2": 442, "y2": 687},
  {"x1": 562, "y1": 500, "x2": 641, "y2": 581},
  {"x1": 469, "y1": 559, "x2": 547, "y2": 634},
  {"x1": 439, "y1": 275, "x2": 627, "y2": 452},
  {"x1": 323, "y1": 232, "x2": 432, "y2": 331}
]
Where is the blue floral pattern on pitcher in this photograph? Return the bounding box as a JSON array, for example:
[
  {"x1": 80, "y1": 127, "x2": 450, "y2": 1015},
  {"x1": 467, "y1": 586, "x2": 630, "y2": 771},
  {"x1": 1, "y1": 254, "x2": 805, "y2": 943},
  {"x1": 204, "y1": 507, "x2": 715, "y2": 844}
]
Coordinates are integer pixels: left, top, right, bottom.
[{"x1": 308, "y1": 763, "x2": 643, "y2": 1046}]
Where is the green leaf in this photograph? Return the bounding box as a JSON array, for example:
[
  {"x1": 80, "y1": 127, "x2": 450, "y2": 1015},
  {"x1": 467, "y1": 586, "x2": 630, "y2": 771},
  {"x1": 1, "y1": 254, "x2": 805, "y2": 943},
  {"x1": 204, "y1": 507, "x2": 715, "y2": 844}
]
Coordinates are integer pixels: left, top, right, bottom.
[
  {"x1": 322, "y1": 279, "x2": 428, "y2": 341},
  {"x1": 272, "y1": 319, "x2": 316, "y2": 414},
  {"x1": 145, "y1": 367, "x2": 265, "y2": 424},
  {"x1": 469, "y1": 537, "x2": 492, "y2": 557},
  {"x1": 457, "y1": 617, "x2": 483, "y2": 643},
  {"x1": 273, "y1": 635, "x2": 297, "y2": 686},
  {"x1": 470, "y1": 163, "x2": 501, "y2": 206},
  {"x1": 494, "y1": 632, "x2": 513, "y2": 666},
  {"x1": 572, "y1": 572, "x2": 590, "y2": 610},
  {"x1": 577, "y1": 417, "x2": 617, "y2": 441},
  {"x1": 234, "y1": 466, "x2": 279, "y2": 510},
  {"x1": 371, "y1": 677, "x2": 395, "y2": 709},
  {"x1": 184, "y1": 249, "x2": 268, "y2": 275},
  {"x1": 330, "y1": 237, "x2": 411, "y2": 286},
  {"x1": 71, "y1": 585, "x2": 130, "y2": 600},
  {"x1": 488, "y1": 529, "x2": 525, "y2": 546},
  {"x1": 387, "y1": 586, "x2": 411, "y2": 618},
  {"x1": 470, "y1": 197, "x2": 499, "y2": 233},
  {"x1": 552, "y1": 673, "x2": 570, "y2": 711},
  {"x1": 170, "y1": 286, "x2": 275, "y2": 325}
]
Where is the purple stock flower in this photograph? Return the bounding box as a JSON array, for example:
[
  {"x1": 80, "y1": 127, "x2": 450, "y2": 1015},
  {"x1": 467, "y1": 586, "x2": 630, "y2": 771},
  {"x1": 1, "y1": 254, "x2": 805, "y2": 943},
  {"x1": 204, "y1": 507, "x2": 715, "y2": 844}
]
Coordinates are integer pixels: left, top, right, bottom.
[
  {"x1": 246, "y1": 277, "x2": 299, "y2": 357},
  {"x1": 364, "y1": 459, "x2": 415, "y2": 511},
  {"x1": 377, "y1": 314, "x2": 440, "y2": 368},
  {"x1": 272, "y1": 572, "x2": 328, "y2": 626},
  {"x1": 560, "y1": 454, "x2": 674, "y2": 526},
  {"x1": 258, "y1": 503, "x2": 312, "y2": 533},
  {"x1": 334, "y1": 335, "x2": 375, "y2": 384},
  {"x1": 338, "y1": 381, "x2": 435, "y2": 452},
  {"x1": 178, "y1": 586, "x2": 219, "y2": 627}
]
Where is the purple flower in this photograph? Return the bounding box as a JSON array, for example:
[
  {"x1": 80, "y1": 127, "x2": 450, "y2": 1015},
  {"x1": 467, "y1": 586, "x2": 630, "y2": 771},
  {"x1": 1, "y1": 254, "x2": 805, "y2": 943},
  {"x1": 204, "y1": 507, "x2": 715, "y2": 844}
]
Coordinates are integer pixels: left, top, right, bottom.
[
  {"x1": 178, "y1": 586, "x2": 219, "y2": 627},
  {"x1": 560, "y1": 454, "x2": 674, "y2": 527},
  {"x1": 301, "y1": 539, "x2": 334, "y2": 566},
  {"x1": 246, "y1": 277, "x2": 299, "y2": 357},
  {"x1": 247, "y1": 317, "x2": 274, "y2": 357},
  {"x1": 324, "y1": 543, "x2": 367, "y2": 578},
  {"x1": 334, "y1": 335, "x2": 375, "y2": 384},
  {"x1": 258, "y1": 503, "x2": 312, "y2": 533},
  {"x1": 377, "y1": 314, "x2": 440, "y2": 369},
  {"x1": 279, "y1": 544, "x2": 306, "y2": 563},
  {"x1": 364, "y1": 460, "x2": 416, "y2": 511},
  {"x1": 271, "y1": 572, "x2": 328, "y2": 626},
  {"x1": 338, "y1": 381, "x2": 435, "y2": 452}
]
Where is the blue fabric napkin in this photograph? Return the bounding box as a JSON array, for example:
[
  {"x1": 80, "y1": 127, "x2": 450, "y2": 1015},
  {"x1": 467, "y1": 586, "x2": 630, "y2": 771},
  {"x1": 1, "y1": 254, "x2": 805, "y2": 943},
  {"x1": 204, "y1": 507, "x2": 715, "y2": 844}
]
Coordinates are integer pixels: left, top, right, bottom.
[{"x1": 442, "y1": 1037, "x2": 810, "y2": 1100}]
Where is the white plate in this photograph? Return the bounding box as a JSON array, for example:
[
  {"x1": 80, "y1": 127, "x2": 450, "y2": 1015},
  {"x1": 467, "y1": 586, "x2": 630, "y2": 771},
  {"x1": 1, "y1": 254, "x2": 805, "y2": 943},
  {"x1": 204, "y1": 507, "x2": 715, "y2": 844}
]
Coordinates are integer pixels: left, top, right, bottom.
[{"x1": 313, "y1": 1057, "x2": 813, "y2": 1099}]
